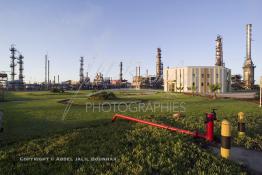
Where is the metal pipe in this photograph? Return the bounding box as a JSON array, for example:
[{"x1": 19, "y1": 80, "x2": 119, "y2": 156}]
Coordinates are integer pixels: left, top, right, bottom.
[{"x1": 112, "y1": 114, "x2": 206, "y2": 139}]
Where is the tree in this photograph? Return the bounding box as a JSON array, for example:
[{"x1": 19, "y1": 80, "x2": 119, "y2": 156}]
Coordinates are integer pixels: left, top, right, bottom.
[
  {"x1": 209, "y1": 84, "x2": 221, "y2": 99},
  {"x1": 176, "y1": 83, "x2": 184, "y2": 93},
  {"x1": 192, "y1": 84, "x2": 197, "y2": 96}
]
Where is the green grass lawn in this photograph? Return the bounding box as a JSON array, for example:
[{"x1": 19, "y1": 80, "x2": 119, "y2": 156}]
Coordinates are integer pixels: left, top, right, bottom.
[{"x1": 0, "y1": 90, "x2": 261, "y2": 174}]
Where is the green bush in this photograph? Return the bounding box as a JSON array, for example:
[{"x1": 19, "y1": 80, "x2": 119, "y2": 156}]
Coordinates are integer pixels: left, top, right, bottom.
[
  {"x1": 51, "y1": 88, "x2": 64, "y2": 93},
  {"x1": 88, "y1": 91, "x2": 117, "y2": 100}
]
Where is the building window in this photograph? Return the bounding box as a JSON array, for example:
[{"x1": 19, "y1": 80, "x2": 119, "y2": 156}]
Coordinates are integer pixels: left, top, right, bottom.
[
  {"x1": 207, "y1": 74, "x2": 210, "y2": 78},
  {"x1": 201, "y1": 74, "x2": 204, "y2": 78},
  {"x1": 192, "y1": 82, "x2": 195, "y2": 86},
  {"x1": 201, "y1": 82, "x2": 204, "y2": 86},
  {"x1": 192, "y1": 73, "x2": 195, "y2": 78},
  {"x1": 216, "y1": 74, "x2": 218, "y2": 78},
  {"x1": 207, "y1": 82, "x2": 209, "y2": 86}
]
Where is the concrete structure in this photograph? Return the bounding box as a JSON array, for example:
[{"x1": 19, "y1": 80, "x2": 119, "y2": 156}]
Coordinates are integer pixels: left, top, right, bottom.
[
  {"x1": 164, "y1": 66, "x2": 231, "y2": 94},
  {"x1": 243, "y1": 24, "x2": 255, "y2": 89}
]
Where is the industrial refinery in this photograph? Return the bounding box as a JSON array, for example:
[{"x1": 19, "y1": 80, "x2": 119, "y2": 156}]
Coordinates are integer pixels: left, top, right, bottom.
[
  {"x1": 1, "y1": 1, "x2": 262, "y2": 174},
  {"x1": 0, "y1": 24, "x2": 259, "y2": 94}
]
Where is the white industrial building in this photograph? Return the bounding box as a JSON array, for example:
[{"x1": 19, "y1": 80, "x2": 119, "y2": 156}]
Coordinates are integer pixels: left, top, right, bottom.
[{"x1": 164, "y1": 66, "x2": 231, "y2": 94}]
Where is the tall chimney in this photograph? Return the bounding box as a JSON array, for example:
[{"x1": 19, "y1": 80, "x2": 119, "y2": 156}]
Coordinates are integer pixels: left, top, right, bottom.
[
  {"x1": 215, "y1": 35, "x2": 223, "y2": 66},
  {"x1": 243, "y1": 24, "x2": 255, "y2": 89},
  {"x1": 58, "y1": 75, "x2": 60, "y2": 84},
  {"x1": 120, "y1": 61, "x2": 123, "y2": 81},
  {"x1": 48, "y1": 60, "x2": 50, "y2": 89},
  {"x1": 246, "y1": 24, "x2": 252, "y2": 60},
  {"x1": 45, "y1": 55, "x2": 47, "y2": 85}
]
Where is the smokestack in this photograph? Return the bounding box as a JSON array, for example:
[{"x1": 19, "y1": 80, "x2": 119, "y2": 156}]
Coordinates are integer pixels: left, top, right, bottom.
[
  {"x1": 135, "y1": 67, "x2": 138, "y2": 77},
  {"x1": 48, "y1": 60, "x2": 50, "y2": 89},
  {"x1": 120, "y1": 61, "x2": 123, "y2": 81},
  {"x1": 58, "y1": 75, "x2": 60, "y2": 84},
  {"x1": 146, "y1": 69, "x2": 148, "y2": 77},
  {"x1": 138, "y1": 66, "x2": 140, "y2": 77},
  {"x1": 246, "y1": 24, "x2": 252, "y2": 60},
  {"x1": 54, "y1": 76, "x2": 55, "y2": 84},
  {"x1": 215, "y1": 35, "x2": 223, "y2": 66},
  {"x1": 243, "y1": 24, "x2": 255, "y2": 89},
  {"x1": 45, "y1": 55, "x2": 47, "y2": 85},
  {"x1": 80, "y1": 57, "x2": 84, "y2": 83}
]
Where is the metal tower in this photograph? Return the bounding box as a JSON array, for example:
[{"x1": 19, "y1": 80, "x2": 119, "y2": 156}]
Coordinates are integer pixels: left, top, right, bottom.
[
  {"x1": 10, "y1": 45, "x2": 17, "y2": 82},
  {"x1": 215, "y1": 35, "x2": 224, "y2": 66},
  {"x1": 156, "y1": 48, "x2": 163, "y2": 77},
  {"x1": 80, "y1": 57, "x2": 84, "y2": 83},
  {"x1": 17, "y1": 54, "x2": 24, "y2": 84}
]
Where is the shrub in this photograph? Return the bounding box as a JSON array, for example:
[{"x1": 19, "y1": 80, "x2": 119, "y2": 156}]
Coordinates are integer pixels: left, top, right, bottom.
[{"x1": 88, "y1": 91, "x2": 117, "y2": 100}]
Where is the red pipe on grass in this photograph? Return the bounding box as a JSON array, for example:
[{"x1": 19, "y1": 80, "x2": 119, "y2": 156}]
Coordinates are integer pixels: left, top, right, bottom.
[{"x1": 112, "y1": 113, "x2": 210, "y2": 140}]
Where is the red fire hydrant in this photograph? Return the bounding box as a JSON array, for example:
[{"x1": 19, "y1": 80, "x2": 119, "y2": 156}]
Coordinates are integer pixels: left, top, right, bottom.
[{"x1": 205, "y1": 109, "x2": 217, "y2": 142}]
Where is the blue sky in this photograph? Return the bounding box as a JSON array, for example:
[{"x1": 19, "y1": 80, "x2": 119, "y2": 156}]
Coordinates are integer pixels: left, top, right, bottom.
[{"x1": 0, "y1": 0, "x2": 261, "y2": 83}]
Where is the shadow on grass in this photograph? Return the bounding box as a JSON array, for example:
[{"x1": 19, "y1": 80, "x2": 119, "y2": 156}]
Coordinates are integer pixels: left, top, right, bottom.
[{"x1": 0, "y1": 118, "x2": 134, "y2": 174}]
